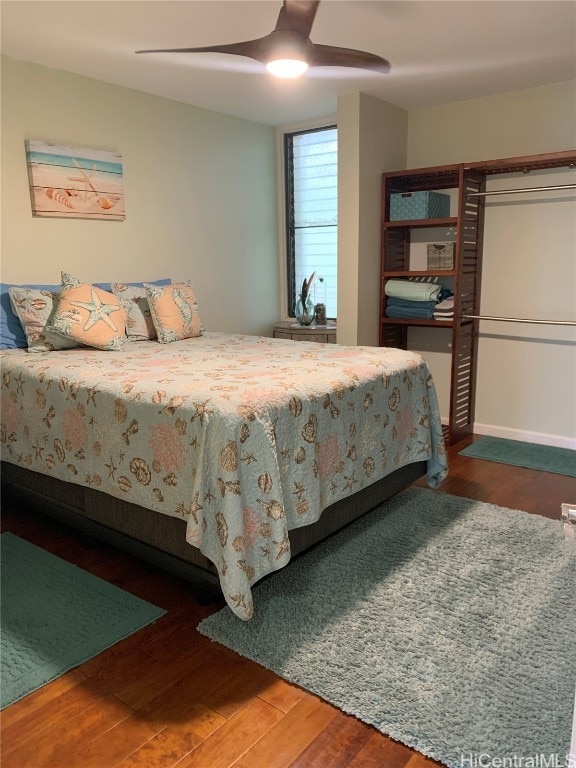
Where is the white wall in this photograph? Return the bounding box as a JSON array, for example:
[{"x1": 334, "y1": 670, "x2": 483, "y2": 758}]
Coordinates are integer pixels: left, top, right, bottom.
[
  {"x1": 1, "y1": 56, "x2": 279, "y2": 336},
  {"x1": 407, "y1": 81, "x2": 576, "y2": 446},
  {"x1": 337, "y1": 93, "x2": 407, "y2": 346}
]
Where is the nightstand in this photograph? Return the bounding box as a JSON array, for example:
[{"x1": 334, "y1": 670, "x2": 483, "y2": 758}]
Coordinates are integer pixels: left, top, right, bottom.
[{"x1": 273, "y1": 321, "x2": 337, "y2": 344}]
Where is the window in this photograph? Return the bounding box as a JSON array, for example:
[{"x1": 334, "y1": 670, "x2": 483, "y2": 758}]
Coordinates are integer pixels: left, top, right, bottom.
[{"x1": 284, "y1": 126, "x2": 337, "y2": 318}]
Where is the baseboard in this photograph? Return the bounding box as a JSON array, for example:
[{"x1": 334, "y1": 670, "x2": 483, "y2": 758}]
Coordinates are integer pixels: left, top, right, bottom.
[{"x1": 472, "y1": 422, "x2": 576, "y2": 450}]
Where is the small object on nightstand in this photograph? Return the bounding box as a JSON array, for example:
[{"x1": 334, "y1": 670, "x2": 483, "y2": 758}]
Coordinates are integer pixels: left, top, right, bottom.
[{"x1": 314, "y1": 303, "x2": 327, "y2": 325}]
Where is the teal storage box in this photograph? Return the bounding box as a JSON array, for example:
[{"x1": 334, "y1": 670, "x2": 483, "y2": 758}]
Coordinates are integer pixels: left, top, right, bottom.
[{"x1": 390, "y1": 191, "x2": 450, "y2": 221}]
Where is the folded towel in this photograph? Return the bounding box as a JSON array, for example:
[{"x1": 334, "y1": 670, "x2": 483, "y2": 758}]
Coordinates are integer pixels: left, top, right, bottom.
[
  {"x1": 434, "y1": 297, "x2": 455, "y2": 312},
  {"x1": 385, "y1": 280, "x2": 441, "y2": 302},
  {"x1": 387, "y1": 305, "x2": 435, "y2": 320},
  {"x1": 387, "y1": 297, "x2": 438, "y2": 310},
  {"x1": 433, "y1": 314, "x2": 453, "y2": 321}
]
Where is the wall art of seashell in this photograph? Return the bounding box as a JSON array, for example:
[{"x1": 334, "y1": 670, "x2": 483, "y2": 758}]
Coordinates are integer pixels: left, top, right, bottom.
[
  {"x1": 96, "y1": 195, "x2": 120, "y2": 210},
  {"x1": 46, "y1": 187, "x2": 75, "y2": 209},
  {"x1": 117, "y1": 476, "x2": 132, "y2": 493},
  {"x1": 130, "y1": 457, "x2": 152, "y2": 485},
  {"x1": 215, "y1": 512, "x2": 229, "y2": 547},
  {"x1": 258, "y1": 472, "x2": 273, "y2": 493},
  {"x1": 220, "y1": 440, "x2": 238, "y2": 472}
]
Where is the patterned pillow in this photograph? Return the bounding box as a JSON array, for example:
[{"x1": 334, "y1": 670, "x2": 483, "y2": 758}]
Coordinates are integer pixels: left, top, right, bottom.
[
  {"x1": 111, "y1": 283, "x2": 157, "y2": 341},
  {"x1": 48, "y1": 272, "x2": 128, "y2": 351},
  {"x1": 1, "y1": 282, "x2": 61, "y2": 349},
  {"x1": 144, "y1": 281, "x2": 203, "y2": 343},
  {"x1": 8, "y1": 287, "x2": 79, "y2": 352}
]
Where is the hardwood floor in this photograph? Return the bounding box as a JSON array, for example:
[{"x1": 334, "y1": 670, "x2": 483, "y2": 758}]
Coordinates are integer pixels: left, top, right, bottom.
[{"x1": 2, "y1": 436, "x2": 574, "y2": 768}]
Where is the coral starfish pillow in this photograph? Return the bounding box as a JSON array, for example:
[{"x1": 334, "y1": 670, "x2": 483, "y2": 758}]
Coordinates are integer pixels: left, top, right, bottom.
[
  {"x1": 144, "y1": 281, "x2": 203, "y2": 343},
  {"x1": 48, "y1": 272, "x2": 128, "y2": 350}
]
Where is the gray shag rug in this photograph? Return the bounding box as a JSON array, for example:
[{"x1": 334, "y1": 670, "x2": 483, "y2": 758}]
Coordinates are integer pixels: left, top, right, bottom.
[{"x1": 199, "y1": 487, "x2": 576, "y2": 768}]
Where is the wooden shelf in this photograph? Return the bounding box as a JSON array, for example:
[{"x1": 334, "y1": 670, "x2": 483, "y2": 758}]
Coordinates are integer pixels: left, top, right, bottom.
[
  {"x1": 381, "y1": 317, "x2": 453, "y2": 328},
  {"x1": 382, "y1": 270, "x2": 456, "y2": 278},
  {"x1": 383, "y1": 217, "x2": 457, "y2": 229},
  {"x1": 379, "y1": 149, "x2": 575, "y2": 445}
]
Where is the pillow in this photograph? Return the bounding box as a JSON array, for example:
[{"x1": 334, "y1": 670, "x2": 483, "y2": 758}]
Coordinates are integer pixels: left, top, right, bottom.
[
  {"x1": 1, "y1": 283, "x2": 61, "y2": 349},
  {"x1": 48, "y1": 272, "x2": 128, "y2": 351},
  {"x1": 7, "y1": 287, "x2": 79, "y2": 352},
  {"x1": 144, "y1": 281, "x2": 203, "y2": 343},
  {"x1": 111, "y1": 283, "x2": 158, "y2": 341}
]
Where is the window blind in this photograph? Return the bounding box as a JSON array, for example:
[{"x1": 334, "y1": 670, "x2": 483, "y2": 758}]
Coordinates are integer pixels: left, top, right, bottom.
[{"x1": 285, "y1": 126, "x2": 337, "y2": 318}]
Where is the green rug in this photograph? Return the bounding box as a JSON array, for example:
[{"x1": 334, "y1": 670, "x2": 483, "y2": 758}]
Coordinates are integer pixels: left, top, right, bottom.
[
  {"x1": 459, "y1": 436, "x2": 576, "y2": 477},
  {"x1": 0, "y1": 533, "x2": 166, "y2": 709},
  {"x1": 199, "y1": 487, "x2": 576, "y2": 768}
]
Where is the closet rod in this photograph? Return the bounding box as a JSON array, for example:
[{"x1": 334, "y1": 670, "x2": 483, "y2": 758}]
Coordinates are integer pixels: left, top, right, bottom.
[
  {"x1": 467, "y1": 183, "x2": 576, "y2": 197},
  {"x1": 463, "y1": 314, "x2": 576, "y2": 326}
]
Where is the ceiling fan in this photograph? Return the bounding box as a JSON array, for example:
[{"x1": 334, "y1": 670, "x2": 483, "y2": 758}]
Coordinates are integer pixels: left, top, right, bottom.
[{"x1": 136, "y1": 0, "x2": 390, "y2": 79}]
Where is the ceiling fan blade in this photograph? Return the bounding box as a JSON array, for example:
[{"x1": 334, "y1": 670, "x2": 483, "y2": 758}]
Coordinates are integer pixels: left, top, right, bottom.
[
  {"x1": 136, "y1": 38, "x2": 269, "y2": 64},
  {"x1": 274, "y1": 0, "x2": 320, "y2": 37},
  {"x1": 136, "y1": 0, "x2": 391, "y2": 76},
  {"x1": 309, "y1": 43, "x2": 391, "y2": 73}
]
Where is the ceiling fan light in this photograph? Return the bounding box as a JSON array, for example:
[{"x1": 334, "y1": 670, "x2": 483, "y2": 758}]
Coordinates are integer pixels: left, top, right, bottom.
[{"x1": 266, "y1": 58, "x2": 309, "y2": 78}]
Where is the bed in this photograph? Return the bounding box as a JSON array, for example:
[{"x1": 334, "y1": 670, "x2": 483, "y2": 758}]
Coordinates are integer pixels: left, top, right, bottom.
[{"x1": 1, "y1": 332, "x2": 447, "y2": 619}]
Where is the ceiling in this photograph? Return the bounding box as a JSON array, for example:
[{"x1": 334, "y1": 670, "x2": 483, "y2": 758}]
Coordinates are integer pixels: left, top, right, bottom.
[{"x1": 1, "y1": 0, "x2": 575, "y2": 126}]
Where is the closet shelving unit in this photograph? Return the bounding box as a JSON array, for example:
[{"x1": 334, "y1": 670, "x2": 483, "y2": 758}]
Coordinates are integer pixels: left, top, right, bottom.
[{"x1": 379, "y1": 150, "x2": 576, "y2": 445}]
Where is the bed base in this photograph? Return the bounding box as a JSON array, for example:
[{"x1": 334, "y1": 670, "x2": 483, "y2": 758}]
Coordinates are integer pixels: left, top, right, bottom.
[{"x1": 1, "y1": 461, "x2": 426, "y2": 601}]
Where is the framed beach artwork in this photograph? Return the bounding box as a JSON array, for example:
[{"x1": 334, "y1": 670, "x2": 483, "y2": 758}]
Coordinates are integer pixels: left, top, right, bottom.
[{"x1": 25, "y1": 140, "x2": 125, "y2": 221}]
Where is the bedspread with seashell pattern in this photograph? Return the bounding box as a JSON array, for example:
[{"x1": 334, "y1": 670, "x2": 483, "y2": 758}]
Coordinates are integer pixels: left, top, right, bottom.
[{"x1": 0, "y1": 332, "x2": 447, "y2": 619}]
